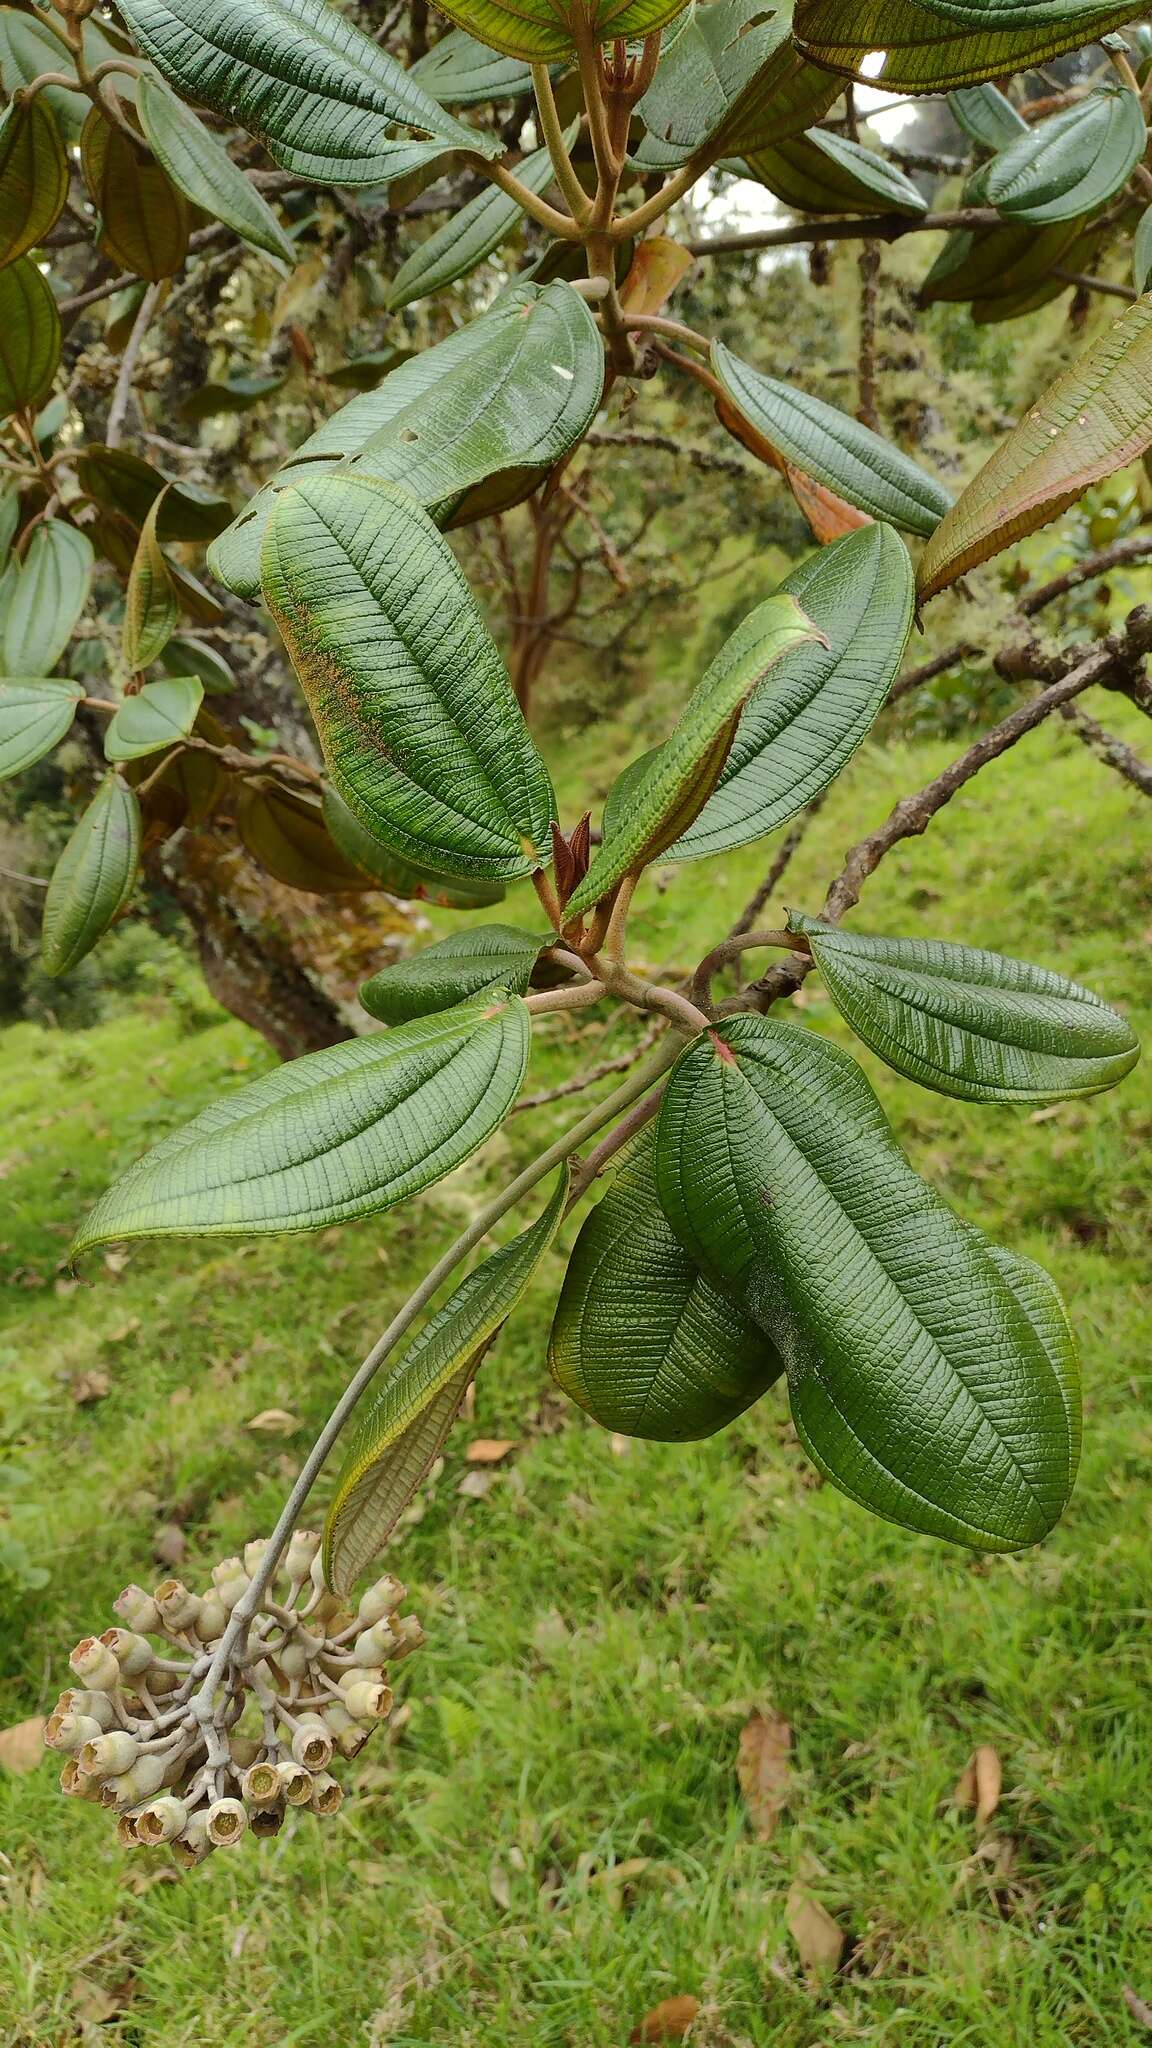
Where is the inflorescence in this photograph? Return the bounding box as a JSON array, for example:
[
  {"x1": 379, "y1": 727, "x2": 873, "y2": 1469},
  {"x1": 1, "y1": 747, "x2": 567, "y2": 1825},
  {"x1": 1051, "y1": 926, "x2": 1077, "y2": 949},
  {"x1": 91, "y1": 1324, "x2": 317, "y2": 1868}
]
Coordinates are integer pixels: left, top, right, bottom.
[{"x1": 49, "y1": 1532, "x2": 423, "y2": 1866}]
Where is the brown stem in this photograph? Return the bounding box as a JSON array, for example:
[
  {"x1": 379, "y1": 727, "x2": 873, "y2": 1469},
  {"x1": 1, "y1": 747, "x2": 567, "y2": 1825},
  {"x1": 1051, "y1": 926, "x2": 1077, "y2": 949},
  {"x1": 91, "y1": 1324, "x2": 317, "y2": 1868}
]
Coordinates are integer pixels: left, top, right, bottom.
[
  {"x1": 857, "y1": 240, "x2": 880, "y2": 432},
  {"x1": 688, "y1": 208, "x2": 1004, "y2": 258},
  {"x1": 690, "y1": 929, "x2": 808, "y2": 1013}
]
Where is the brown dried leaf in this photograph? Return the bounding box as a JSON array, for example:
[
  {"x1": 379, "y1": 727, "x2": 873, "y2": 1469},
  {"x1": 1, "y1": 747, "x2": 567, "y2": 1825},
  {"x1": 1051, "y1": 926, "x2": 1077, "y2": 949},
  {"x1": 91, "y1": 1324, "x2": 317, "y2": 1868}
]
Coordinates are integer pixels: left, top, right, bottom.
[
  {"x1": 785, "y1": 1882, "x2": 845, "y2": 1977},
  {"x1": 465, "y1": 1438, "x2": 516, "y2": 1464},
  {"x1": 1123, "y1": 1986, "x2": 1152, "y2": 2030},
  {"x1": 0, "y1": 1716, "x2": 45, "y2": 1774},
  {"x1": 737, "y1": 1707, "x2": 792, "y2": 1840},
  {"x1": 152, "y1": 1521, "x2": 186, "y2": 1567},
  {"x1": 953, "y1": 1744, "x2": 1002, "y2": 1830},
  {"x1": 629, "y1": 1993, "x2": 701, "y2": 2042},
  {"x1": 244, "y1": 1407, "x2": 301, "y2": 1435},
  {"x1": 456, "y1": 1469, "x2": 493, "y2": 1499},
  {"x1": 619, "y1": 236, "x2": 694, "y2": 318},
  {"x1": 71, "y1": 1369, "x2": 110, "y2": 1406}
]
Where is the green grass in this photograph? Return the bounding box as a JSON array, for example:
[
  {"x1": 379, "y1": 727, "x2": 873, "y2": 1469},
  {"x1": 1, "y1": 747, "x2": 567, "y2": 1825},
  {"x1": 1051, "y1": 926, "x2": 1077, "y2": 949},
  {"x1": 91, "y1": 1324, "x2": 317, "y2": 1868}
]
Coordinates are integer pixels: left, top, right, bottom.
[{"x1": 2, "y1": 705, "x2": 1151, "y2": 2047}]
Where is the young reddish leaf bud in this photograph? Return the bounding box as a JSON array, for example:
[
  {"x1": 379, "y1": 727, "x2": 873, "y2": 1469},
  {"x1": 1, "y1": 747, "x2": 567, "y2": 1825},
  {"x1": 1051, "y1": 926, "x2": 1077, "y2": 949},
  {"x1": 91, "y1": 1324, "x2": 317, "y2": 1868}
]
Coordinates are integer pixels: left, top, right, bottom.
[
  {"x1": 341, "y1": 1680, "x2": 393, "y2": 1721},
  {"x1": 135, "y1": 1796, "x2": 189, "y2": 1845},
  {"x1": 356, "y1": 1575, "x2": 406, "y2": 1629},
  {"x1": 276, "y1": 1759, "x2": 314, "y2": 1806},
  {"x1": 241, "y1": 1761, "x2": 281, "y2": 1807},
  {"x1": 69, "y1": 1636, "x2": 120, "y2": 1691},
  {"x1": 57, "y1": 1689, "x2": 116, "y2": 1730},
  {"x1": 79, "y1": 1731, "x2": 139, "y2": 1779},
  {"x1": 250, "y1": 1802, "x2": 285, "y2": 1838},
  {"x1": 205, "y1": 1798, "x2": 248, "y2": 1847},
  {"x1": 290, "y1": 1715, "x2": 333, "y2": 1773},
  {"x1": 352, "y1": 1621, "x2": 400, "y2": 1664},
  {"x1": 45, "y1": 1711, "x2": 104, "y2": 1754},
  {"x1": 99, "y1": 1628, "x2": 154, "y2": 1677},
  {"x1": 114, "y1": 1585, "x2": 161, "y2": 1634},
  {"x1": 309, "y1": 1772, "x2": 343, "y2": 1817},
  {"x1": 390, "y1": 1615, "x2": 425, "y2": 1662},
  {"x1": 154, "y1": 1580, "x2": 201, "y2": 1633},
  {"x1": 210, "y1": 1558, "x2": 250, "y2": 1612},
  {"x1": 285, "y1": 1529, "x2": 321, "y2": 1580},
  {"x1": 193, "y1": 1591, "x2": 229, "y2": 1642}
]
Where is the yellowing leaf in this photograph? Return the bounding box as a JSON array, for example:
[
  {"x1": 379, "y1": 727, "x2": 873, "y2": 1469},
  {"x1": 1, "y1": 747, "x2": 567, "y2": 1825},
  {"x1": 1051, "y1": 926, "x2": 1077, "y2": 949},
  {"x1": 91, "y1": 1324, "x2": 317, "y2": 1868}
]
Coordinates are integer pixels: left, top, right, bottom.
[
  {"x1": 785, "y1": 1882, "x2": 845, "y2": 1977},
  {"x1": 736, "y1": 1707, "x2": 792, "y2": 1839}
]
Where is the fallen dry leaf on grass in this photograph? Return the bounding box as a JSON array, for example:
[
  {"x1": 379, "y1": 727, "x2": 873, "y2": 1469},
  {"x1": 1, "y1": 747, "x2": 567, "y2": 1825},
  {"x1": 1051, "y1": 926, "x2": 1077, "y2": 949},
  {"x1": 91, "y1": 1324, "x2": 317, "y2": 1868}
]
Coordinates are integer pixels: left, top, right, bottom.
[
  {"x1": 0, "y1": 1717, "x2": 44, "y2": 1774},
  {"x1": 785, "y1": 1882, "x2": 846, "y2": 1978},
  {"x1": 465, "y1": 1439, "x2": 516, "y2": 1464},
  {"x1": 629, "y1": 1993, "x2": 700, "y2": 2041},
  {"x1": 244, "y1": 1407, "x2": 301, "y2": 1435},
  {"x1": 952, "y1": 1744, "x2": 1002, "y2": 1830},
  {"x1": 70, "y1": 1369, "x2": 110, "y2": 1405},
  {"x1": 737, "y1": 1707, "x2": 792, "y2": 1840},
  {"x1": 1123, "y1": 1985, "x2": 1152, "y2": 2030},
  {"x1": 456, "y1": 1469, "x2": 493, "y2": 1499},
  {"x1": 152, "y1": 1521, "x2": 186, "y2": 1567}
]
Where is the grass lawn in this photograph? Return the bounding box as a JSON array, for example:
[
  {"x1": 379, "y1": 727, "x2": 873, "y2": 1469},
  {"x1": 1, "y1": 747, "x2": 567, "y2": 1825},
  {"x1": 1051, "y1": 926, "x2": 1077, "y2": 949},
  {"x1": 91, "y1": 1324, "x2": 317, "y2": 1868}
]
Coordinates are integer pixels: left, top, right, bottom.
[{"x1": 1, "y1": 704, "x2": 1150, "y2": 2047}]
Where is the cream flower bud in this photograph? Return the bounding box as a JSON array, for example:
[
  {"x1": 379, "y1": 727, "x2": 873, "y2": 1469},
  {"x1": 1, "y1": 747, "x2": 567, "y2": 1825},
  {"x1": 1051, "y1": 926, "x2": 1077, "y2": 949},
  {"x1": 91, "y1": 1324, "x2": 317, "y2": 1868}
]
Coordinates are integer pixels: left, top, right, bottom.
[
  {"x1": 171, "y1": 1812, "x2": 211, "y2": 1867},
  {"x1": 271, "y1": 1639, "x2": 309, "y2": 1681},
  {"x1": 277, "y1": 1759, "x2": 313, "y2": 1806},
  {"x1": 228, "y1": 1734, "x2": 261, "y2": 1770},
  {"x1": 205, "y1": 1798, "x2": 248, "y2": 1847},
  {"x1": 285, "y1": 1529, "x2": 321, "y2": 1580},
  {"x1": 241, "y1": 1761, "x2": 281, "y2": 1808},
  {"x1": 79, "y1": 1731, "x2": 139, "y2": 1779},
  {"x1": 308, "y1": 1550, "x2": 341, "y2": 1623},
  {"x1": 99, "y1": 1753, "x2": 171, "y2": 1809},
  {"x1": 390, "y1": 1614, "x2": 425, "y2": 1662},
  {"x1": 59, "y1": 1758, "x2": 102, "y2": 1802},
  {"x1": 290, "y1": 1716, "x2": 333, "y2": 1773},
  {"x1": 45, "y1": 1711, "x2": 104, "y2": 1754},
  {"x1": 321, "y1": 1701, "x2": 371, "y2": 1758},
  {"x1": 341, "y1": 1681, "x2": 393, "y2": 1722},
  {"x1": 309, "y1": 1772, "x2": 343, "y2": 1817},
  {"x1": 57, "y1": 1689, "x2": 116, "y2": 1730},
  {"x1": 135, "y1": 1796, "x2": 189, "y2": 1845},
  {"x1": 154, "y1": 1580, "x2": 201, "y2": 1633},
  {"x1": 356, "y1": 1575, "x2": 406, "y2": 1629},
  {"x1": 114, "y1": 1584, "x2": 161, "y2": 1634},
  {"x1": 193, "y1": 1592, "x2": 228, "y2": 1642},
  {"x1": 242, "y1": 1539, "x2": 269, "y2": 1580},
  {"x1": 210, "y1": 1557, "x2": 249, "y2": 1611},
  {"x1": 116, "y1": 1813, "x2": 142, "y2": 1849},
  {"x1": 250, "y1": 1803, "x2": 284, "y2": 1838},
  {"x1": 99, "y1": 1628, "x2": 154, "y2": 1677},
  {"x1": 352, "y1": 1622, "x2": 400, "y2": 1665},
  {"x1": 69, "y1": 1636, "x2": 120, "y2": 1691}
]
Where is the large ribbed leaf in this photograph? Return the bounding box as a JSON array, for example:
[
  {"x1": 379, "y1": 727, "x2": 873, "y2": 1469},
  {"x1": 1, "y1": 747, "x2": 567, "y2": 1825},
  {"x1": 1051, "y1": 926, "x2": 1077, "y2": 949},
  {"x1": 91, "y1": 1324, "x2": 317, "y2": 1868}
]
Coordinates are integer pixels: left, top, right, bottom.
[
  {"x1": 0, "y1": 258, "x2": 61, "y2": 419},
  {"x1": 669, "y1": 525, "x2": 913, "y2": 863},
  {"x1": 988, "y1": 1243, "x2": 1081, "y2": 1487},
  {"x1": 3, "y1": 521, "x2": 93, "y2": 676},
  {"x1": 985, "y1": 84, "x2": 1145, "y2": 224},
  {"x1": 0, "y1": 97, "x2": 69, "y2": 267},
  {"x1": 793, "y1": 0, "x2": 1139, "y2": 91},
  {"x1": 122, "y1": 494, "x2": 178, "y2": 671},
  {"x1": 114, "y1": 0, "x2": 493, "y2": 183},
  {"x1": 236, "y1": 780, "x2": 373, "y2": 893},
  {"x1": 41, "y1": 775, "x2": 140, "y2": 979},
  {"x1": 76, "y1": 444, "x2": 232, "y2": 544},
  {"x1": 633, "y1": 0, "x2": 796, "y2": 171},
  {"x1": 742, "y1": 127, "x2": 928, "y2": 216},
  {"x1": 73, "y1": 992, "x2": 532, "y2": 1251},
  {"x1": 81, "y1": 107, "x2": 190, "y2": 281},
  {"x1": 654, "y1": 1017, "x2": 1080, "y2": 1552},
  {"x1": 789, "y1": 915, "x2": 1140, "y2": 1102},
  {"x1": 918, "y1": 294, "x2": 1152, "y2": 601},
  {"x1": 104, "y1": 677, "x2": 203, "y2": 762},
  {"x1": 410, "y1": 28, "x2": 533, "y2": 103},
  {"x1": 387, "y1": 135, "x2": 570, "y2": 311},
  {"x1": 360, "y1": 925, "x2": 546, "y2": 1026},
  {"x1": 136, "y1": 72, "x2": 295, "y2": 264},
  {"x1": 550, "y1": 1134, "x2": 782, "y2": 1441},
  {"x1": 0, "y1": 10, "x2": 88, "y2": 140},
  {"x1": 565, "y1": 594, "x2": 820, "y2": 919},
  {"x1": 919, "y1": 172, "x2": 1086, "y2": 311},
  {"x1": 712, "y1": 342, "x2": 951, "y2": 537},
  {"x1": 949, "y1": 83, "x2": 1028, "y2": 150},
  {"x1": 0, "y1": 677, "x2": 83, "y2": 780},
  {"x1": 322, "y1": 786, "x2": 507, "y2": 909},
  {"x1": 324, "y1": 1167, "x2": 568, "y2": 1593},
  {"x1": 430, "y1": 0, "x2": 688, "y2": 62},
  {"x1": 209, "y1": 283, "x2": 603, "y2": 598},
  {"x1": 263, "y1": 475, "x2": 555, "y2": 880}
]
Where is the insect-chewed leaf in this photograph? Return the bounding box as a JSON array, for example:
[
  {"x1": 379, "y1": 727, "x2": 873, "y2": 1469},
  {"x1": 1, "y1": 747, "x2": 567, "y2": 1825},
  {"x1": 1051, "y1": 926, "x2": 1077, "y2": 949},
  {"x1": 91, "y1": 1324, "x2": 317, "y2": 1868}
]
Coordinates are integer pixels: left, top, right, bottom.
[
  {"x1": 387, "y1": 132, "x2": 571, "y2": 309},
  {"x1": 321, "y1": 786, "x2": 507, "y2": 908},
  {"x1": 429, "y1": 0, "x2": 686, "y2": 61},
  {"x1": 104, "y1": 677, "x2": 205, "y2": 763},
  {"x1": 3, "y1": 520, "x2": 93, "y2": 676},
  {"x1": 565, "y1": 594, "x2": 821, "y2": 918},
  {"x1": 262, "y1": 473, "x2": 555, "y2": 881},
  {"x1": 713, "y1": 342, "x2": 951, "y2": 536},
  {"x1": 236, "y1": 780, "x2": 375, "y2": 893},
  {"x1": 549, "y1": 1133, "x2": 783, "y2": 1441},
  {"x1": 633, "y1": 0, "x2": 800, "y2": 170},
  {"x1": 948, "y1": 83, "x2": 1028, "y2": 150},
  {"x1": 76, "y1": 444, "x2": 231, "y2": 543},
  {"x1": 0, "y1": 258, "x2": 61, "y2": 418},
  {"x1": 41, "y1": 774, "x2": 141, "y2": 978},
  {"x1": 209, "y1": 282, "x2": 603, "y2": 597},
  {"x1": 917, "y1": 294, "x2": 1152, "y2": 601},
  {"x1": 136, "y1": 71, "x2": 296, "y2": 264},
  {"x1": 984, "y1": 83, "x2": 1145, "y2": 223},
  {"x1": 0, "y1": 677, "x2": 83, "y2": 780},
  {"x1": 742, "y1": 127, "x2": 928, "y2": 216},
  {"x1": 668, "y1": 525, "x2": 913, "y2": 862},
  {"x1": 360, "y1": 925, "x2": 547, "y2": 1025},
  {"x1": 115, "y1": 0, "x2": 493, "y2": 183},
  {"x1": 654, "y1": 1016, "x2": 1081, "y2": 1551},
  {"x1": 72, "y1": 991, "x2": 532, "y2": 1251},
  {"x1": 81, "y1": 106, "x2": 190, "y2": 281},
  {"x1": 789, "y1": 914, "x2": 1140, "y2": 1101},
  {"x1": 409, "y1": 27, "x2": 534, "y2": 103},
  {"x1": 793, "y1": 0, "x2": 1139, "y2": 91},
  {"x1": 122, "y1": 493, "x2": 178, "y2": 671},
  {"x1": 323, "y1": 1167, "x2": 569, "y2": 1593},
  {"x1": 0, "y1": 96, "x2": 69, "y2": 266}
]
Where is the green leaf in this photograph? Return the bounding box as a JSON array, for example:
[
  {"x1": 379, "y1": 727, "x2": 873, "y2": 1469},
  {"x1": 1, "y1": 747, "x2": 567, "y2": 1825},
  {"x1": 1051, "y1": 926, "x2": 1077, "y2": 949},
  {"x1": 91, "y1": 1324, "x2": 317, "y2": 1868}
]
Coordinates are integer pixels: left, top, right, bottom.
[
  {"x1": 984, "y1": 84, "x2": 1145, "y2": 224},
  {"x1": 918, "y1": 294, "x2": 1152, "y2": 602},
  {"x1": 0, "y1": 10, "x2": 88, "y2": 141},
  {"x1": 633, "y1": 0, "x2": 799, "y2": 171},
  {"x1": 668, "y1": 524, "x2": 913, "y2": 863},
  {"x1": 122, "y1": 493, "x2": 179, "y2": 671},
  {"x1": 115, "y1": 0, "x2": 497, "y2": 183},
  {"x1": 0, "y1": 676, "x2": 83, "y2": 780},
  {"x1": 3, "y1": 521, "x2": 93, "y2": 676},
  {"x1": 549, "y1": 1133, "x2": 782, "y2": 1441},
  {"x1": 72, "y1": 991, "x2": 531, "y2": 1250},
  {"x1": 76, "y1": 444, "x2": 232, "y2": 542},
  {"x1": 0, "y1": 96, "x2": 69, "y2": 268},
  {"x1": 793, "y1": 0, "x2": 1141, "y2": 92},
  {"x1": 235, "y1": 779, "x2": 374, "y2": 892},
  {"x1": 0, "y1": 258, "x2": 61, "y2": 419},
  {"x1": 41, "y1": 773, "x2": 140, "y2": 978},
  {"x1": 159, "y1": 635, "x2": 235, "y2": 696},
  {"x1": 654, "y1": 1016, "x2": 1080, "y2": 1552},
  {"x1": 410, "y1": 28, "x2": 534, "y2": 104},
  {"x1": 1136, "y1": 203, "x2": 1152, "y2": 294},
  {"x1": 565, "y1": 593, "x2": 821, "y2": 919},
  {"x1": 321, "y1": 785, "x2": 507, "y2": 908},
  {"x1": 742, "y1": 126, "x2": 928, "y2": 217},
  {"x1": 104, "y1": 677, "x2": 203, "y2": 763},
  {"x1": 988, "y1": 1243, "x2": 1081, "y2": 1489},
  {"x1": 324, "y1": 1166, "x2": 569, "y2": 1593},
  {"x1": 262, "y1": 473, "x2": 555, "y2": 881},
  {"x1": 712, "y1": 341, "x2": 952, "y2": 537},
  {"x1": 360, "y1": 925, "x2": 547, "y2": 1025},
  {"x1": 949, "y1": 83, "x2": 1029, "y2": 151},
  {"x1": 180, "y1": 373, "x2": 287, "y2": 421},
  {"x1": 208, "y1": 281, "x2": 604, "y2": 598},
  {"x1": 429, "y1": 0, "x2": 688, "y2": 62},
  {"x1": 323, "y1": 347, "x2": 412, "y2": 391},
  {"x1": 919, "y1": 171, "x2": 1087, "y2": 313},
  {"x1": 81, "y1": 106, "x2": 190, "y2": 281},
  {"x1": 788, "y1": 914, "x2": 1140, "y2": 1101},
  {"x1": 387, "y1": 133, "x2": 572, "y2": 310},
  {"x1": 136, "y1": 71, "x2": 296, "y2": 264}
]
